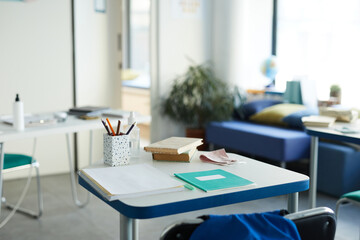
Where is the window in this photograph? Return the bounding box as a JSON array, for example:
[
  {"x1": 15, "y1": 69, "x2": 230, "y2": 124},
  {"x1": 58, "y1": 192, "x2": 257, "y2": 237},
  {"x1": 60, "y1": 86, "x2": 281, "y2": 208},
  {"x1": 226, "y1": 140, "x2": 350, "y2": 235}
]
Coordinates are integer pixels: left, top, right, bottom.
[
  {"x1": 122, "y1": 0, "x2": 150, "y2": 89},
  {"x1": 276, "y1": 0, "x2": 360, "y2": 107}
]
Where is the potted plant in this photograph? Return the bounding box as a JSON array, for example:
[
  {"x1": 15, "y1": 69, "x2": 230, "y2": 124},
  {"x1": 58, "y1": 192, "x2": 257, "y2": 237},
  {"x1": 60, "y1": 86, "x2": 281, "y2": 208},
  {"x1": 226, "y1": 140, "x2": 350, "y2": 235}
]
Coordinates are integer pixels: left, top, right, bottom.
[
  {"x1": 330, "y1": 84, "x2": 341, "y2": 104},
  {"x1": 162, "y1": 62, "x2": 234, "y2": 145}
]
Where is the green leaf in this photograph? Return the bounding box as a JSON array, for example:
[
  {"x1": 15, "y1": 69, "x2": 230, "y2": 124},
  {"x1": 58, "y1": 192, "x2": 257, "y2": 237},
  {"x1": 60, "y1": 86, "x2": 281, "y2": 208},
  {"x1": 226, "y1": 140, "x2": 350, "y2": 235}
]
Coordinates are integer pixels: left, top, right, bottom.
[{"x1": 161, "y1": 62, "x2": 234, "y2": 128}]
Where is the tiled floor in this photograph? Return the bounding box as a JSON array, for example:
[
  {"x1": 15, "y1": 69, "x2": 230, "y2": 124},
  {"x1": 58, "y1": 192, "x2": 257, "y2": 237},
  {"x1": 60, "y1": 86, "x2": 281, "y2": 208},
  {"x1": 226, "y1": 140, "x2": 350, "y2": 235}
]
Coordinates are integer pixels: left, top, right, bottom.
[{"x1": 0, "y1": 173, "x2": 359, "y2": 240}]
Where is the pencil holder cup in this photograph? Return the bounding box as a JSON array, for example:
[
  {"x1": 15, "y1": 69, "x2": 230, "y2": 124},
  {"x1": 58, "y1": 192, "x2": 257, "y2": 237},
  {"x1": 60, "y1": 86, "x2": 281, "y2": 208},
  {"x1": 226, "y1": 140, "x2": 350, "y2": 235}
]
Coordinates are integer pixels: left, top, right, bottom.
[{"x1": 103, "y1": 134, "x2": 130, "y2": 166}]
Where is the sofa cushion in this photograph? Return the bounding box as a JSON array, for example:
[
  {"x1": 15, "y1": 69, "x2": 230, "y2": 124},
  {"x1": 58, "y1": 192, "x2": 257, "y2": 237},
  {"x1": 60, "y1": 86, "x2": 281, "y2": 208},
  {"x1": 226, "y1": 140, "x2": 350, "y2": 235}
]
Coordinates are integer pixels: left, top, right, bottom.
[
  {"x1": 206, "y1": 121, "x2": 311, "y2": 162},
  {"x1": 282, "y1": 108, "x2": 319, "y2": 129},
  {"x1": 250, "y1": 104, "x2": 306, "y2": 126},
  {"x1": 240, "y1": 99, "x2": 282, "y2": 120}
]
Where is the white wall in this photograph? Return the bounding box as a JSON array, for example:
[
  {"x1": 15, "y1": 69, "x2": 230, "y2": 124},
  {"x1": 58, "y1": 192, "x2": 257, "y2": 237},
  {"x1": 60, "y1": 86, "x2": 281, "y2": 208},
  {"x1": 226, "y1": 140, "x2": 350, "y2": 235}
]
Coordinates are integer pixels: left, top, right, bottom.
[
  {"x1": 150, "y1": 0, "x2": 273, "y2": 142},
  {"x1": 0, "y1": 0, "x2": 73, "y2": 179},
  {"x1": 75, "y1": 0, "x2": 121, "y2": 108},
  {"x1": 212, "y1": 0, "x2": 273, "y2": 89},
  {"x1": 74, "y1": 0, "x2": 121, "y2": 169},
  {"x1": 150, "y1": 0, "x2": 213, "y2": 142},
  {"x1": 0, "y1": 0, "x2": 121, "y2": 179}
]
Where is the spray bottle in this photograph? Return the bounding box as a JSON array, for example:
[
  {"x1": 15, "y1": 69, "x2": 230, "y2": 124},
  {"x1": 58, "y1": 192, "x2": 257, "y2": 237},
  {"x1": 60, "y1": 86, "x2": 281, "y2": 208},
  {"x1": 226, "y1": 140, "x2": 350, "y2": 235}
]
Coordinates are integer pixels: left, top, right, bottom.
[
  {"x1": 13, "y1": 93, "x2": 25, "y2": 131},
  {"x1": 128, "y1": 111, "x2": 140, "y2": 157}
]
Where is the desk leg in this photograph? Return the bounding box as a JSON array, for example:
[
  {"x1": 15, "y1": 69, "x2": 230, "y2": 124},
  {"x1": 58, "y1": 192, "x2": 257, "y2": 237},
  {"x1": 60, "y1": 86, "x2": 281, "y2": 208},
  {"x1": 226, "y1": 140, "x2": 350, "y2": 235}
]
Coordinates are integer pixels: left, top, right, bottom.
[
  {"x1": 309, "y1": 136, "x2": 318, "y2": 209},
  {"x1": 66, "y1": 133, "x2": 90, "y2": 207},
  {"x1": 120, "y1": 214, "x2": 138, "y2": 240},
  {"x1": 0, "y1": 142, "x2": 4, "y2": 217},
  {"x1": 287, "y1": 192, "x2": 298, "y2": 213}
]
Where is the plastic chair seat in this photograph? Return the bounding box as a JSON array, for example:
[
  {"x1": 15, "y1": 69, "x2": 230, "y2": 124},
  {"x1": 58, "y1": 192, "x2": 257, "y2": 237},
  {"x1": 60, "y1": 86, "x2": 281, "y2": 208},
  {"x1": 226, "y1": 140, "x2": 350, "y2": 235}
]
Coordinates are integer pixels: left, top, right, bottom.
[
  {"x1": 4, "y1": 154, "x2": 33, "y2": 170},
  {"x1": 341, "y1": 190, "x2": 360, "y2": 202},
  {"x1": 336, "y1": 190, "x2": 360, "y2": 218},
  {"x1": 2, "y1": 153, "x2": 43, "y2": 218}
]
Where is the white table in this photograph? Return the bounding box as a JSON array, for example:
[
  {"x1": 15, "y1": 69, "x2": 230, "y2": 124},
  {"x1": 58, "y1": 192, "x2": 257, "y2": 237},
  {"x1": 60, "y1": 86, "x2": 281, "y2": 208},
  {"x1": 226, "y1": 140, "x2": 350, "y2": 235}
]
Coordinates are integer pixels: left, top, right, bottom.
[
  {"x1": 79, "y1": 151, "x2": 309, "y2": 240},
  {"x1": 0, "y1": 111, "x2": 151, "y2": 217},
  {"x1": 305, "y1": 120, "x2": 360, "y2": 208}
]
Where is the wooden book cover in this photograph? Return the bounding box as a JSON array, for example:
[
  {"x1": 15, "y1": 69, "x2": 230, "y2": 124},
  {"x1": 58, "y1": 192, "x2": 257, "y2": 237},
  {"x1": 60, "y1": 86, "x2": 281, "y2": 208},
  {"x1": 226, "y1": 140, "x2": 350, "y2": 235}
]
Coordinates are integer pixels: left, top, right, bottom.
[
  {"x1": 152, "y1": 148, "x2": 197, "y2": 162},
  {"x1": 144, "y1": 137, "x2": 203, "y2": 154}
]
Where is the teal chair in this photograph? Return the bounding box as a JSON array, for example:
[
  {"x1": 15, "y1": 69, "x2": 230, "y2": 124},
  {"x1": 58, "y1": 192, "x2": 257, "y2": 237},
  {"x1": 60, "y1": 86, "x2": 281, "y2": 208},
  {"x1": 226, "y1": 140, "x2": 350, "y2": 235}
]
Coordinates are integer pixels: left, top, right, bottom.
[
  {"x1": 2, "y1": 152, "x2": 43, "y2": 218},
  {"x1": 335, "y1": 190, "x2": 360, "y2": 218}
]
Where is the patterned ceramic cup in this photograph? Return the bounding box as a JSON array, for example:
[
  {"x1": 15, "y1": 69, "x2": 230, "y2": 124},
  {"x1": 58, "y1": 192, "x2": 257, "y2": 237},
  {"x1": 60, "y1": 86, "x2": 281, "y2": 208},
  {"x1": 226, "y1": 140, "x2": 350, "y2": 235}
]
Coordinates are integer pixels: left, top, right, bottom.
[{"x1": 103, "y1": 133, "x2": 130, "y2": 166}]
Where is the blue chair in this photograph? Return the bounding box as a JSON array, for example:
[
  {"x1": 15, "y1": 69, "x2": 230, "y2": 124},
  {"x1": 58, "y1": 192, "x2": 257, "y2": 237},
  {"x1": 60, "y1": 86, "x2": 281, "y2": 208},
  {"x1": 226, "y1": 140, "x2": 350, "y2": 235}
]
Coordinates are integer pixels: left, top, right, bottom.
[{"x1": 2, "y1": 150, "x2": 43, "y2": 218}]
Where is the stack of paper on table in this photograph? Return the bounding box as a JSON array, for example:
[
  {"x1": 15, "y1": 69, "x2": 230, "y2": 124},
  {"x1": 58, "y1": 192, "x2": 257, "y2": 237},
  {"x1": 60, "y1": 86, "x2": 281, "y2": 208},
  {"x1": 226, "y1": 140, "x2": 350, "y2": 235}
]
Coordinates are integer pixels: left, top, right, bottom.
[
  {"x1": 301, "y1": 115, "x2": 336, "y2": 127},
  {"x1": 144, "y1": 137, "x2": 203, "y2": 162},
  {"x1": 1, "y1": 114, "x2": 57, "y2": 127},
  {"x1": 319, "y1": 107, "x2": 358, "y2": 123},
  {"x1": 101, "y1": 109, "x2": 129, "y2": 119},
  {"x1": 78, "y1": 164, "x2": 184, "y2": 201},
  {"x1": 68, "y1": 106, "x2": 110, "y2": 117}
]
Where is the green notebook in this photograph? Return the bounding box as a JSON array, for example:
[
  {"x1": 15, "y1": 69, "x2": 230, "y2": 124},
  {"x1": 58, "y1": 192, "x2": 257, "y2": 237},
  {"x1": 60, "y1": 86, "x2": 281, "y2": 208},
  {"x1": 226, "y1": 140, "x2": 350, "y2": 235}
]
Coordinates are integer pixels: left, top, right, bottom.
[{"x1": 174, "y1": 169, "x2": 254, "y2": 192}]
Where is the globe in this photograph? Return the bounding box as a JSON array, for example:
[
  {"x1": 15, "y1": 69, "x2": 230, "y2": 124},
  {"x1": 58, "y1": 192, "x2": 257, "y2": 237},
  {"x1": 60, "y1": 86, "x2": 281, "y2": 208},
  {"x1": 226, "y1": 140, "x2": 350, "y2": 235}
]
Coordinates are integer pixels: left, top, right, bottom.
[{"x1": 261, "y1": 56, "x2": 278, "y2": 86}]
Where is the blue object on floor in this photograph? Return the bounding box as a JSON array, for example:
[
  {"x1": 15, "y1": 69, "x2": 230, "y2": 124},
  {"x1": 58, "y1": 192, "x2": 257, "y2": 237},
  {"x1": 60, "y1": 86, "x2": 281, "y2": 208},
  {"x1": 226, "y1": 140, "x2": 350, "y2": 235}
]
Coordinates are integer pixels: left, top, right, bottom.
[
  {"x1": 189, "y1": 210, "x2": 300, "y2": 240},
  {"x1": 317, "y1": 142, "x2": 360, "y2": 197}
]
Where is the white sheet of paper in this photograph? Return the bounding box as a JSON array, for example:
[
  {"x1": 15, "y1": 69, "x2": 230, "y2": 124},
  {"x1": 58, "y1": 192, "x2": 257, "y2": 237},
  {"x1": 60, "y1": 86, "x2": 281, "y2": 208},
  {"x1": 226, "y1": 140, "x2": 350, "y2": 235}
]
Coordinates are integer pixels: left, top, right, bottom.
[
  {"x1": 82, "y1": 164, "x2": 183, "y2": 196},
  {"x1": 196, "y1": 174, "x2": 226, "y2": 181}
]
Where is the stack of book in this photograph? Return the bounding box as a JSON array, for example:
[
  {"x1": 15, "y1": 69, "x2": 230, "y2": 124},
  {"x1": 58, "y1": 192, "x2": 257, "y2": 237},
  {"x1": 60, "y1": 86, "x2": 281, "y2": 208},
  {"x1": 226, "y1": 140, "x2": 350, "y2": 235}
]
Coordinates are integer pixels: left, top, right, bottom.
[
  {"x1": 301, "y1": 115, "x2": 336, "y2": 127},
  {"x1": 144, "y1": 137, "x2": 203, "y2": 162},
  {"x1": 68, "y1": 106, "x2": 110, "y2": 118}
]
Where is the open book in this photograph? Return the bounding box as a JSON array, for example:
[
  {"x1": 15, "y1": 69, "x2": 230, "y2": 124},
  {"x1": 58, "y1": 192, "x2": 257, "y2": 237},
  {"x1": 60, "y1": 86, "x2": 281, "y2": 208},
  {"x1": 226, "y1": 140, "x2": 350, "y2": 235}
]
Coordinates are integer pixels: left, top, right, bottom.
[{"x1": 79, "y1": 164, "x2": 184, "y2": 201}]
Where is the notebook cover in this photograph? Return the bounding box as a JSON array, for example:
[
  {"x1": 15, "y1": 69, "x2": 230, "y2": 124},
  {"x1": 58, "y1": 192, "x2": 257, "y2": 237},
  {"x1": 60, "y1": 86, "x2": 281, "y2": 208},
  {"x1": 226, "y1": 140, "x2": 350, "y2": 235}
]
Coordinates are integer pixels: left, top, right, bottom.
[{"x1": 174, "y1": 169, "x2": 254, "y2": 192}]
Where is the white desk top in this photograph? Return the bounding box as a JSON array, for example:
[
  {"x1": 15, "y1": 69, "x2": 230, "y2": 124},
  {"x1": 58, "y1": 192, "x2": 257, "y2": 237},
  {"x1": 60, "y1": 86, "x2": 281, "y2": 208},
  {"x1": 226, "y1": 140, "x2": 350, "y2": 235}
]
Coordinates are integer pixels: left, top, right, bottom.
[
  {"x1": 79, "y1": 151, "x2": 309, "y2": 219},
  {"x1": 0, "y1": 111, "x2": 151, "y2": 142},
  {"x1": 305, "y1": 120, "x2": 360, "y2": 144}
]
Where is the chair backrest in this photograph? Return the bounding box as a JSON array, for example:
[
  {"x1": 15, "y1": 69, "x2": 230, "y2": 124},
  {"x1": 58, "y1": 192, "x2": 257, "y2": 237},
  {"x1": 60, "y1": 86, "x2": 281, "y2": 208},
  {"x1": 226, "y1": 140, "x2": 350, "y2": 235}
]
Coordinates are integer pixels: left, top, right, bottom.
[{"x1": 285, "y1": 207, "x2": 336, "y2": 240}]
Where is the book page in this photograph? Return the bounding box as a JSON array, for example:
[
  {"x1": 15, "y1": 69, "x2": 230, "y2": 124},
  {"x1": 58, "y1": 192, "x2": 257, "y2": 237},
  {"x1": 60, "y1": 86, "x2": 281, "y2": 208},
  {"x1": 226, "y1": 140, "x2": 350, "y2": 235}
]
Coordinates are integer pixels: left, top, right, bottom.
[{"x1": 82, "y1": 164, "x2": 183, "y2": 197}]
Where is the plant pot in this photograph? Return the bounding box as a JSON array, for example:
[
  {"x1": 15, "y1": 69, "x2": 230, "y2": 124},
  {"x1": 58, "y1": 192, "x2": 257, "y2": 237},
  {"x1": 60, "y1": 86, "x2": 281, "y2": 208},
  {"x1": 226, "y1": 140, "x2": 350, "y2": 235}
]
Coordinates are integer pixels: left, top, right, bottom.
[
  {"x1": 330, "y1": 91, "x2": 341, "y2": 104},
  {"x1": 186, "y1": 128, "x2": 208, "y2": 151}
]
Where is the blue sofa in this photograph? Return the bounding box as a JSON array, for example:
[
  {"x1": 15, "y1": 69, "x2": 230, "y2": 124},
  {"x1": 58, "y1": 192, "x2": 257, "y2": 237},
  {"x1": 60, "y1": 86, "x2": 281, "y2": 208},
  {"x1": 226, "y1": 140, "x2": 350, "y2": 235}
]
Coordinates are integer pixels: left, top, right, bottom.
[
  {"x1": 318, "y1": 141, "x2": 360, "y2": 197},
  {"x1": 206, "y1": 120, "x2": 311, "y2": 165},
  {"x1": 206, "y1": 100, "x2": 313, "y2": 166},
  {"x1": 205, "y1": 100, "x2": 360, "y2": 197},
  {"x1": 206, "y1": 120, "x2": 360, "y2": 197}
]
